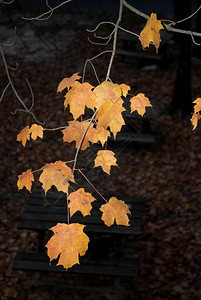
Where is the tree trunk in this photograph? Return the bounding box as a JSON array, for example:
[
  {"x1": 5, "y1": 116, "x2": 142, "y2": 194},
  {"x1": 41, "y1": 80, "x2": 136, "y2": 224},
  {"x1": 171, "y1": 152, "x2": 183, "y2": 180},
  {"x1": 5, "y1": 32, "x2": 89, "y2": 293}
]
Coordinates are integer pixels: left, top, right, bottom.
[{"x1": 169, "y1": 0, "x2": 193, "y2": 118}]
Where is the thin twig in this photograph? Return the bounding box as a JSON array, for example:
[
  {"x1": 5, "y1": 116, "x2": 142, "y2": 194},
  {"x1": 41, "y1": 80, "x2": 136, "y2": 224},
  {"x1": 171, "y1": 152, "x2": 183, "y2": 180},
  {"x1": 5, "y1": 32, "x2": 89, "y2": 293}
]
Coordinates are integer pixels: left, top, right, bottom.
[
  {"x1": 87, "y1": 21, "x2": 115, "y2": 33},
  {"x1": 0, "y1": 45, "x2": 43, "y2": 124},
  {"x1": 174, "y1": 5, "x2": 201, "y2": 25},
  {"x1": 87, "y1": 35, "x2": 112, "y2": 46},
  {"x1": 0, "y1": 83, "x2": 10, "y2": 103},
  {"x1": 22, "y1": 0, "x2": 72, "y2": 21},
  {"x1": 82, "y1": 59, "x2": 101, "y2": 84},
  {"x1": 105, "y1": 0, "x2": 123, "y2": 81},
  {"x1": 72, "y1": 109, "x2": 98, "y2": 173},
  {"x1": 77, "y1": 169, "x2": 108, "y2": 203},
  {"x1": 123, "y1": 0, "x2": 201, "y2": 39},
  {"x1": 1, "y1": 0, "x2": 14, "y2": 4},
  {"x1": 0, "y1": 26, "x2": 16, "y2": 47},
  {"x1": 66, "y1": 195, "x2": 70, "y2": 225}
]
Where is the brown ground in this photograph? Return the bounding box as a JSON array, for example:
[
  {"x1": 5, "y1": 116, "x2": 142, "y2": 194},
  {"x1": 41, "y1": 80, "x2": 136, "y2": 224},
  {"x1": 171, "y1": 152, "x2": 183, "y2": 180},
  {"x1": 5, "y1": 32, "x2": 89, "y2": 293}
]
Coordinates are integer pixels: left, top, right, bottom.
[{"x1": 1, "y1": 7, "x2": 201, "y2": 300}]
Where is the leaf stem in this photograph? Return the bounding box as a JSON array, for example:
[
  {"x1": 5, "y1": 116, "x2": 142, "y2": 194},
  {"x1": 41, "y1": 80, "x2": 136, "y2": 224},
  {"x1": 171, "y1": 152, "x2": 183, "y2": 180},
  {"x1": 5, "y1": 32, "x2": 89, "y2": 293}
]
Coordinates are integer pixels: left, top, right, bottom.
[
  {"x1": 72, "y1": 109, "x2": 98, "y2": 173},
  {"x1": 77, "y1": 169, "x2": 108, "y2": 203}
]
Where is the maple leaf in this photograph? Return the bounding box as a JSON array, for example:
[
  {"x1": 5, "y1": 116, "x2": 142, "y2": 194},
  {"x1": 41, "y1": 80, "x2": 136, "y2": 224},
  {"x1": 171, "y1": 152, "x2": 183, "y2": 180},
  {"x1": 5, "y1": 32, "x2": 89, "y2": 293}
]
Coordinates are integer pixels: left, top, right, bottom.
[
  {"x1": 94, "y1": 150, "x2": 117, "y2": 175},
  {"x1": 29, "y1": 124, "x2": 44, "y2": 140},
  {"x1": 57, "y1": 73, "x2": 81, "y2": 93},
  {"x1": 16, "y1": 125, "x2": 30, "y2": 147},
  {"x1": 119, "y1": 83, "x2": 131, "y2": 97},
  {"x1": 193, "y1": 98, "x2": 201, "y2": 113},
  {"x1": 130, "y1": 93, "x2": 152, "y2": 116},
  {"x1": 17, "y1": 169, "x2": 34, "y2": 192},
  {"x1": 94, "y1": 81, "x2": 123, "y2": 108},
  {"x1": 68, "y1": 188, "x2": 96, "y2": 217},
  {"x1": 46, "y1": 223, "x2": 89, "y2": 270},
  {"x1": 100, "y1": 197, "x2": 131, "y2": 226},
  {"x1": 91, "y1": 127, "x2": 110, "y2": 147},
  {"x1": 139, "y1": 13, "x2": 164, "y2": 53},
  {"x1": 190, "y1": 113, "x2": 201, "y2": 130},
  {"x1": 96, "y1": 98, "x2": 125, "y2": 138},
  {"x1": 62, "y1": 120, "x2": 96, "y2": 150},
  {"x1": 64, "y1": 81, "x2": 96, "y2": 119},
  {"x1": 39, "y1": 161, "x2": 75, "y2": 195}
]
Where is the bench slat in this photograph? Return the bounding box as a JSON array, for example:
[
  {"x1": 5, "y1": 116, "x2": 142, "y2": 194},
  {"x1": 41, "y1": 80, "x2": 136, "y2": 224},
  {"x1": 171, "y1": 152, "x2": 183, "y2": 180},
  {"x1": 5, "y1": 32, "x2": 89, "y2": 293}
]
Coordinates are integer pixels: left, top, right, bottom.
[
  {"x1": 18, "y1": 219, "x2": 142, "y2": 235},
  {"x1": 12, "y1": 252, "x2": 139, "y2": 277}
]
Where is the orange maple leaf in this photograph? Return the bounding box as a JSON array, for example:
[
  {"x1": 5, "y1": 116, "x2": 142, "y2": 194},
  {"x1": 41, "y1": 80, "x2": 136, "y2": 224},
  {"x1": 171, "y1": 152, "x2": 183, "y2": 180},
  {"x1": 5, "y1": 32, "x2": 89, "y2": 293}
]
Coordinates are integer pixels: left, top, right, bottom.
[
  {"x1": 119, "y1": 83, "x2": 131, "y2": 97},
  {"x1": 139, "y1": 13, "x2": 164, "y2": 53},
  {"x1": 29, "y1": 124, "x2": 44, "y2": 140},
  {"x1": 94, "y1": 81, "x2": 123, "y2": 108},
  {"x1": 190, "y1": 113, "x2": 201, "y2": 130},
  {"x1": 46, "y1": 223, "x2": 89, "y2": 270},
  {"x1": 91, "y1": 127, "x2": 110, "y2": 147},
  {"x1": 68, "y1": 188, "x2": 96, "y2": 217},
  {"x1": 100, "y1": 197, "x2": 131, "y2": 226},
  {"x1": 96, "y1": 98, "x2": 125, "y2": 138},
  {"x1": 39, "y1": 161, "x2": 75, "y2": 195},
  {"x1": 17, "y1": 169, "x2": 34, "y2": 192},
  {"x1": 57, "y1": 73, "x2": 81, "y2": 93},
  {"x1": 193, "y1": 98, "x2": 201, "y2": 113},
  {"x1": 94, "y1": 150, "x2": 117, "y2": 175},
  {"x1": 64, "y1": 81, "x2": 96, "y2": 120},
  {"x1": 130, "y1": 93, "x2": 152, "y2": 116},
  {"x1": 16, "y1": 125, "x2": 30, "y2": 147},
  {"x1": 62, "y1": 120, "x2": 96, "y2": 151}
]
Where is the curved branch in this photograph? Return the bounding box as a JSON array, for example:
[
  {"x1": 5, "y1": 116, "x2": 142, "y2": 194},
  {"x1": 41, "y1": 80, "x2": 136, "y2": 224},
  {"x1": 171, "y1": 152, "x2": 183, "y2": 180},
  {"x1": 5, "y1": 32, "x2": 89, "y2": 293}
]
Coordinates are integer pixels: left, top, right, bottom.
[
  {"x1": 105, "y1": 0, "x2": 123, "y2": 81},
  {"x1": 72, "y1": 109, "x2": 98, "y2": 173},
  {"x1": 22, "y1": 0, "x2": 72, "y2": 21},
  {"x1": 123, "y1": 0, "x2": 201, "y2": 39},
  {"x1": 0, "y1": 45, "x2": 43, "y2": 124}
]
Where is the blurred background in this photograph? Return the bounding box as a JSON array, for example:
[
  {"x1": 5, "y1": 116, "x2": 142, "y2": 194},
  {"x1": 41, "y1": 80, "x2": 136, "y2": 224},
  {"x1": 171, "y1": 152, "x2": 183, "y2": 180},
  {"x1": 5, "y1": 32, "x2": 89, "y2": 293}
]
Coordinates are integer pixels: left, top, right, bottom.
[{"x1": 1, "y1": 0, "x2": 201, "y2": 299}]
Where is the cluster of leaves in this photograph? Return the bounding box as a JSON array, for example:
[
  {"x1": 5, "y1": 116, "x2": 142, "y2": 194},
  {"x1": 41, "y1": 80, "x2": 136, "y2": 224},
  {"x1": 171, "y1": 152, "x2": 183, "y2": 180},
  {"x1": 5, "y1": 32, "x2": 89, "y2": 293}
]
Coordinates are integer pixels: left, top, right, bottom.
[
  {"x1": 15, "y1": 12, "x2": 166, "y2": 270},
  {"x1": 16, "y1": 72, "x2": 152, "y2": 269}
]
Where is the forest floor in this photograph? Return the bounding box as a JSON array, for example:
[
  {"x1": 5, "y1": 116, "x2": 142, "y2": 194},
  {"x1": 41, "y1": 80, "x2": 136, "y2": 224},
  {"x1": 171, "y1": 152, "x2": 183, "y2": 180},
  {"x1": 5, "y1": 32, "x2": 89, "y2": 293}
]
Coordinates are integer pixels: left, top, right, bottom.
[{"x1": 1, "y1": 6, "x2": 201, "y2": 300}]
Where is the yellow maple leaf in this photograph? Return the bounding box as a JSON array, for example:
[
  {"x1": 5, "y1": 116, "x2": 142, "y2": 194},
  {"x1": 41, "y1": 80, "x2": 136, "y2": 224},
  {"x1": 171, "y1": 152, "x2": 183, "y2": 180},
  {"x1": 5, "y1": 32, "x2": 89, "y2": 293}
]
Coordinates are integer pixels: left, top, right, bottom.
[
  {"x1": 94, "y1": 150, "x2": 117, "y2": 175},
  {"x1": 16, "y1": 125, "x2": 30, "y2": 147},
  {"x1": 193, "y1": 98, "x2": 201, "y2": 113},
  {"x1": 119, "y1": 83, "x2": 131, "y2": 97},
  {"x1": 62, "y1": 120, "x2": 96, "y2": 151},
  {"x1": 29, "y1": 124, "x2": 44, "y2": 140},
  {"x1": 64, "y1": 82, "x2": 96, "y2": 120},
  {"x1": 94, "y1": 81, "x2": 123, "y2": 108},
  {"x1": 139, "y1": 13, "x2": 164, "y2": 53},
  {"x1": 96, "y1": 98, "x2": 125, "y2": 138},
  {"x1": 68, "y1": 188, "x2": 96, "y2": 217},
  {"x1": 17, "y1": 169, "x2": 34, "y2": 192},
  {"x1": 91, "y1": 127, "x2": 110, "y2": 147},
  {"x1": 39, "y1": 161, "x2": 75, "y2": 195},
  {"x1": 57, "y1": 73, "x2": 81, "y2": 93},
  {"x1": 190, "y1": 113, "x2": 201, "y2": 130},
  {"x1": 100, "y1": 197, "x2": 131, "y2": 226},
  {"x1": 130, "y1": 93, "x2": 152, "y2": 116},
  {"x1": 46, "y1": 223, "x2": 89, "y2": 270}
]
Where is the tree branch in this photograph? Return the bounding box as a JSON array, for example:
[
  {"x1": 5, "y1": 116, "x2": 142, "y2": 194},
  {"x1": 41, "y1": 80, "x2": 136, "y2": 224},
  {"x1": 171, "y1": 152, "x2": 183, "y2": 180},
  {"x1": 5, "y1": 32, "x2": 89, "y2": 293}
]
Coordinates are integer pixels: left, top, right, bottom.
[
  {"x1": 22, "y1": 0, "x2": 72, "y2": 21},
  {"x1": 0, "y1": 45, "x2": 43, "y2": 124}
]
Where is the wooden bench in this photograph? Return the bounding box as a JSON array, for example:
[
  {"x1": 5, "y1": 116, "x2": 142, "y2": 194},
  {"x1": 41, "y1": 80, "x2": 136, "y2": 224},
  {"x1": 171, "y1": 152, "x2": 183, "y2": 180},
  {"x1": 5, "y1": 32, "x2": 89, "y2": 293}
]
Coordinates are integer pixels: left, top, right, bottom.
[{"x1": 12, "y1": 191, "x2": 146, "y2": 277}]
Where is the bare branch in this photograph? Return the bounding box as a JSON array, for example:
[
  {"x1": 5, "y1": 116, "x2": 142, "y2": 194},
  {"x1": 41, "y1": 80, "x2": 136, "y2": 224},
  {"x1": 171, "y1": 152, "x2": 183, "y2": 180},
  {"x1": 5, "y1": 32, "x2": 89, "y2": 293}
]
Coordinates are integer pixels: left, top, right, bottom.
[
  {"x1": 123, "y1": 0, "x2": 201, "y2": 39},
  {"x1": 22, "y1": 0, "x2": 72, "y2": 21},
  {"x1": 105, "y1": 0, "x2": 123, "y2": 81},
  {"x1": 173, "y1": 5, "x2": 201, "y2": 25},
  {"x1": 0, "y1": 26, "x2": 16, "y2": 47},
  {"x1": 1, "y1": 0, "x2": 14, "y2": 4},
  {"x1": 72, "y1": 109, "x2": 98, "y2": 173},
  {"x1": 0, "y1": 83, "x2": 10, "y2": 103},
  {"x1": 87, "y1": 35, "x2": 112, "y2": 46},
  {"x1": 0, "y1": 45, "x2": 43, "y2": 124}
]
